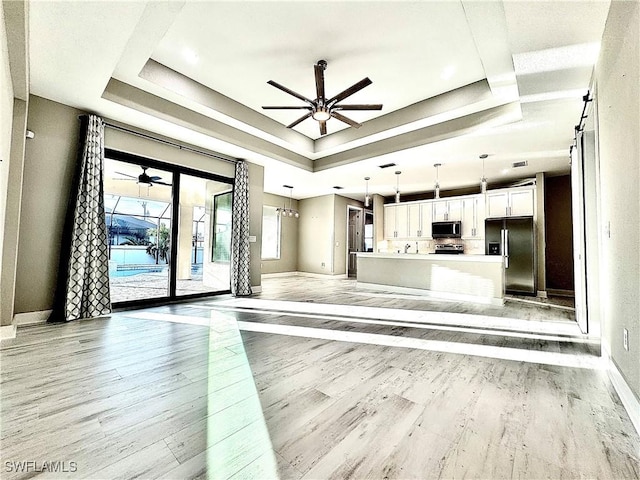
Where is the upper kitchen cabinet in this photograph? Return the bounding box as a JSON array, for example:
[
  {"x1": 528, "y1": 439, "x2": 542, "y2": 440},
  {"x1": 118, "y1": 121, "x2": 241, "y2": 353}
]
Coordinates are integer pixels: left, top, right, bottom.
[
  {"x1": 432, "y1": 198, "x2": 462, "y2": 222},
  {"x1": 384, "y1": 204, "x2": 408, "y2": 239},
  {"x1": 408, "y1": 202, "x2": 433, "y2": 238},
  {"x1": 486, "y1": 187, "x2": 534, "y2": 218},
  {"x1": 462, "y1": 195, "x2": 485, "y2": 238}
]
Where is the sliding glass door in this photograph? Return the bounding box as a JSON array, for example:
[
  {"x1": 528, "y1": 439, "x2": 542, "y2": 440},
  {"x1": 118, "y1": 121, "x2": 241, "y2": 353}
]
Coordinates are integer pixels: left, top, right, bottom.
[
  {"x1": 104, "y1": 152, "x2": 233, "y2": 305},
  {"x1": 175, "y1": 174, "x2": 232, "y2": 296},
  {"x1": 104, "y1": 159, "x2": 173, "y2": 303}
]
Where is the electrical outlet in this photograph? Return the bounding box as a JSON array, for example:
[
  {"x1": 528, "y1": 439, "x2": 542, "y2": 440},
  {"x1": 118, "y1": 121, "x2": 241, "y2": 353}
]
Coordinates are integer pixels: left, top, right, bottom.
[
  {"x1": 321, "y1": 262, "x2": 325, "y2": 268},
  {"x1": 623, "y1": 328, "x2": 629, "y2": 351}
]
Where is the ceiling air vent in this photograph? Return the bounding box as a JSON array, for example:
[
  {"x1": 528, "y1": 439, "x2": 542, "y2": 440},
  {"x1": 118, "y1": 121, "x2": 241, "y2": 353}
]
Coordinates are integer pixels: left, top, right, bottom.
[
  {"x1": 378, "y1": 162, "x2": 397, "y2": 169},
  {"x1": 333, "y1": 186, "x2": 344, "y2": 190},
  {"x1": 512, "y1": 160, "x2": 528, "y2": 168}
]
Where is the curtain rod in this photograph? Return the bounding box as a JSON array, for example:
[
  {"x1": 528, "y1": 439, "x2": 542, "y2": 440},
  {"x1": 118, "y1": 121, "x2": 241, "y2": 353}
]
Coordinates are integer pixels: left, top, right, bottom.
[
  {"x1": 101, "y1": 121, "x2": 239, "y2": 165},
  {"x1": 569, "y1": 91, "x2": 593, "y2": 156}
]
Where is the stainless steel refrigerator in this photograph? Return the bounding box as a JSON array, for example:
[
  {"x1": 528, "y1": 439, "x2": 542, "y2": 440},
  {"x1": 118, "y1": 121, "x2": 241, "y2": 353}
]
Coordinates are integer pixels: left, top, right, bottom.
[{"x1": 485, "y1": 216, "x2": 536, "y2": 295}]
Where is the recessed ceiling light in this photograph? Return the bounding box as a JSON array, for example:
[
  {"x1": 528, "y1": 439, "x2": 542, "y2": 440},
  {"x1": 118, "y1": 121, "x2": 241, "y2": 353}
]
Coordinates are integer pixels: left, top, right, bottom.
[
  {"x1": 182, "y1": 47, "x2": 199, "y2": 65},
  {"x1": 441, "y1": 65, "x2": 456, "y2": 80}
]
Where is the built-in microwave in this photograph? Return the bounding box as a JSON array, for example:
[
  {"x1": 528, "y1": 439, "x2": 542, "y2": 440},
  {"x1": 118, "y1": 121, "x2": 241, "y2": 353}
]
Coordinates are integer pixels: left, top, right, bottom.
[{"x1": 432, "y1": 221, "x2": 462, "y2": 238}]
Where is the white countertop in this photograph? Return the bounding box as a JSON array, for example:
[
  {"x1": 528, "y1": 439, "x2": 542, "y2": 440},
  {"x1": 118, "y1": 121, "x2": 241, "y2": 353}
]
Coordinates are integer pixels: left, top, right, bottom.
[{"x1": 357, "y1": 252, "x2": 503, "y2": 263}]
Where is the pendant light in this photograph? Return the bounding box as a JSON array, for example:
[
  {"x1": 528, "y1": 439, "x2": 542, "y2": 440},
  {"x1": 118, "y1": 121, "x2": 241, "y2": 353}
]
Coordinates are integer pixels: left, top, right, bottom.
[
  {"x1": 364, "y1": 176, "x2": 371, "y2": 207},
  {"x1": 434, "y1": 163, "x2": 441, "y2": 199},
  {"x1": 395, "y1": 171, "x2": 401, "y2": 203},
  {"x1": 276, "y1": 185, "x2": 299, "y2": 218},
  {"x1": 480, "y1": 154, "x2": 488, "y2": 193}
]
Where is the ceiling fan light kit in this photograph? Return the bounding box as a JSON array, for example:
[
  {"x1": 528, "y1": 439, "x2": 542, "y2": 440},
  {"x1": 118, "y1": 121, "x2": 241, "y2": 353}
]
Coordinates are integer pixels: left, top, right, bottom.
[
  {"x1": 262, "y1": 60, "x2": 383, "y2": 136},
  {"x1": 114, "y1": 166, "x2": 172, "y2": 186}
]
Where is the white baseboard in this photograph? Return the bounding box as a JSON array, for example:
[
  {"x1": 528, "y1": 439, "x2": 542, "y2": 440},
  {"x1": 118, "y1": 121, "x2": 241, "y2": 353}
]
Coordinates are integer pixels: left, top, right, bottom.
[
  {"x1": 296, "y1": 271, "x2": 348, "y2": 279},
  {"x1": 0, "y1": 324, "x2": 17, "y2": 340},
  {"x1": 602, "y1": 344, "x2": 640, "y2": 435},
  {"x1": 262, "y1": 272, "x2": 297, "y2": 278},
  {"x1": 14, "y1": 309, "x2": 51, "y2": 326},
  {"x1": 262, "y1": 271, "x2": 348, "y2": 280}
]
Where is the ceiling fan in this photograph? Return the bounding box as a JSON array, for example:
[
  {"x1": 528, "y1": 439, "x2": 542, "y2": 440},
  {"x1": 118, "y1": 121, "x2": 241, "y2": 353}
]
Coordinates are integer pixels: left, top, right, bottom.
[
  {"x1": 262, "y1": 60, "x2": 383, "y2": 136},
  {"x1": 114, "y1": 166, "x2": 172, "y2": 186}
]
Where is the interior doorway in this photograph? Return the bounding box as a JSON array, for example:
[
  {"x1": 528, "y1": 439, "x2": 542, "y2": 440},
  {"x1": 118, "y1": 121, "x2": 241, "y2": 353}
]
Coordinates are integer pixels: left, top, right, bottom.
[{"x1": 347, "y1": 206, "x2": 364, "y2": 277}]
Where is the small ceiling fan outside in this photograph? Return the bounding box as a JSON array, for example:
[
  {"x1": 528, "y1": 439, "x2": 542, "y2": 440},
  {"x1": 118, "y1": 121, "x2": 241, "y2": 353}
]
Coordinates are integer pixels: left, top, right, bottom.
[
  {"x1": 262, "y1": 60, "x2": 383, "y2": 136},
  {"x1": 114, "y1": 166, "x2": 172, "y2": 186}
]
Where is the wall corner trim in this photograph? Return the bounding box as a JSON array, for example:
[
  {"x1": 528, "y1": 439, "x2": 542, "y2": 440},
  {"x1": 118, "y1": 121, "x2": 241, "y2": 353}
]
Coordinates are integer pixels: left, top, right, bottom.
[
  {"x1": 0, "y1": 325, "x2": 17, "y2": 341},
  {"x1": 13, "y1": 309, "x2": 51, "y2": 326},
  {"x1": 602, "y1": 344, "x2": 640, "y2": 436}
]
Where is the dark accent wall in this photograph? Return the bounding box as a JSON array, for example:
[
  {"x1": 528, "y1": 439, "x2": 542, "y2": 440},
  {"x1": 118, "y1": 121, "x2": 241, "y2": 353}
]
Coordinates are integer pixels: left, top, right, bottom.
[{"x1": 544, "y1": 175, "x2": 574, "y2": 291}]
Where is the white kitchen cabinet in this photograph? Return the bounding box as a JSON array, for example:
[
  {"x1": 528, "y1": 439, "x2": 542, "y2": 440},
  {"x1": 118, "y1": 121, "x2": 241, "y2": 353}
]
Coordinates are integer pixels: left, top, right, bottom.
[
  {"x1": 462, "y1": 195, "x2": 485, "y2": 238},
  {"x1": 432, "y1": 199, "x2": 462, "y2": 222},
  {"x1": 486, "y1": 187, "x2": 534, "y2": 218},
  {"x1": 408, "y1": 203, "x2": 421, "y2": 237},
  {"x1": 408, "y1": 202, "x2": 433, "y2": 238},
  {"x1": 509, "y1": 189, "x2": 535, "y2": 216},
  {"x1": 384, "y1": 204, "x2": 408, "y2": 239},
  {"x1": 420, "y1": 203, "x2": 433, "y2": 238}
]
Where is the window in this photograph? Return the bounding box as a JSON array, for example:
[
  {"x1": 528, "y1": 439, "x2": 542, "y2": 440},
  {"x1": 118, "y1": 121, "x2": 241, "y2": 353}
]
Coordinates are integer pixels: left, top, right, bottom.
[
  {"x1": 212, "y1": 191, "x2": 232, "y2": 263},
  {"x1": 261, "y1": 205, "x2": 281, "y2": 260}
]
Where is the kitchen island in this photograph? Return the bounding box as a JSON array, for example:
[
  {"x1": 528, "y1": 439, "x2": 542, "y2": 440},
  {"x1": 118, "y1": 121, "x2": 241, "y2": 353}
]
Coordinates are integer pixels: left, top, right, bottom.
[{"x1": 356, "y1": 253, "x2": 505, "y2": 305}]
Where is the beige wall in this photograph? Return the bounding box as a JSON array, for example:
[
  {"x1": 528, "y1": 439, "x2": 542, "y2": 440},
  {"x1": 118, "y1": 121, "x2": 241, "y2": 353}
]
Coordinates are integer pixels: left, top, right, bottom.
[
  {"x1": 296, "y1": 193, "x2": 364, "y2": 276},
  {"x1": 0, "y1": 2, "x2": 13, "y2": 325},
  {"x1": 261, "y1": 192, "x2": 298, "y2": 274},
  {"x1": 595, "y1": 0, "x2": 639, "y2": 399},
  {"x1": 14, "y1": 95, "x2": 264, "y2": 314},
  {"x1": 247, "y1": 161, "x2": 264, "y2": 289},
  {"x1": 297, "y1": 195, "x2": 334, "y2": 274},
  {"x1": 14, "y1": 96, "x2": 77, "y2": 314}
]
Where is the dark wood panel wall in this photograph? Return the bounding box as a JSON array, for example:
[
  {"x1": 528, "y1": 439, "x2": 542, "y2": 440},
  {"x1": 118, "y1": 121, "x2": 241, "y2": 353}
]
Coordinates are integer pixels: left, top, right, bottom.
[{"x1": 544, "y1": 174, "x2": 575, "y2": 292}]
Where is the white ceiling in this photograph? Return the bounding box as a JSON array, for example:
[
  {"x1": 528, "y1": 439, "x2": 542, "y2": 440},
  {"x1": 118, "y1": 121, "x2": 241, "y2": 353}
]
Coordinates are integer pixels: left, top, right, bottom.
[{"x1": 27, "y1": 0, "x2": 611, "y2": 201}]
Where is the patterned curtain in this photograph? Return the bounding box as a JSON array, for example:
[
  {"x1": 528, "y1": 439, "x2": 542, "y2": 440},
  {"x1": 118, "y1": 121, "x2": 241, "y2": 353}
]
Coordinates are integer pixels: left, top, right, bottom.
[
  {"x1": 49, "y1": 115, "x2": 111, "y2": 322},
  {"x1": 230, "y1": 160, "x2": 252, "y2": 296}
]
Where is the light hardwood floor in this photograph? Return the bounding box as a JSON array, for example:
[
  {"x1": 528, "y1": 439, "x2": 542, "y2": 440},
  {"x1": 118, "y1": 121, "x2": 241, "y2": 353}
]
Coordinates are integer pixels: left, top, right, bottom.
[{"x1": 1, "y1": 275, "x2": 638, "y2": 479}]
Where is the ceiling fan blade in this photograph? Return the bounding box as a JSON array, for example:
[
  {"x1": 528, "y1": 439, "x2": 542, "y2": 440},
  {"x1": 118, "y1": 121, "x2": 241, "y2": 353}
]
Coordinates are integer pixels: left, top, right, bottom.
[
  {"x1": 262, "y1": 106, "x2": 312, "y2": 110},
  {"x1": 267, "y1": 80, "x2": 315, "y2": 106},
  {"x1": 319, "y1": 120, "x2": 327, "y2": 136},
  {"x1": 152, "y1": 180, "x2": 172, "y2": 186},
  {"x1": 327, "y1": 78, "x2": 372, "y2": 106},
  {"x1": 314, "y1": 62, "x2": 325, "y2": 102},
  {"x1": 331, "y1": 111, "x2": 362, "y2": 128},
  {"x1": 114, "y1": 171, "x2": 137, "y2": 179},
  {"x1": 334, "y1": 104, "x2": 383, "y2": 111},
  {"x1": 287, "y1": 112, "x2": 313, "y2": 129},
  {"x1": 149, "y1": 176, "x2": 162, "y2": 181}
]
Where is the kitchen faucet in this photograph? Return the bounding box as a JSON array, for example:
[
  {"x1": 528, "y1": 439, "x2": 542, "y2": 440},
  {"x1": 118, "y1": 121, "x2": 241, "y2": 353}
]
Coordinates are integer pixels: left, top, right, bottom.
[{"x1": 404, "y1": 243, "x2": 411, "y2": 253}]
